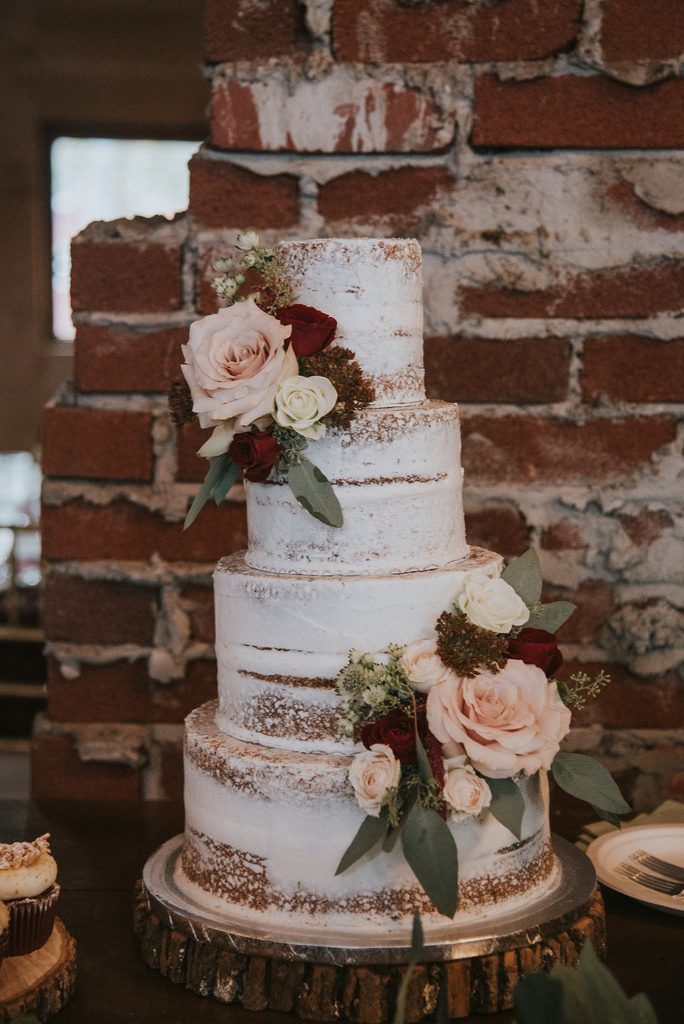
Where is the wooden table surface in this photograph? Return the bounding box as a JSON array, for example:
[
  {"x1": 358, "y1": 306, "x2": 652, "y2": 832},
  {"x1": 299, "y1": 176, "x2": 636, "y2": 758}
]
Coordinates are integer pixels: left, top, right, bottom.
[{"x1": 1, "y1": 800, "x2": 681, "y2": 1023}]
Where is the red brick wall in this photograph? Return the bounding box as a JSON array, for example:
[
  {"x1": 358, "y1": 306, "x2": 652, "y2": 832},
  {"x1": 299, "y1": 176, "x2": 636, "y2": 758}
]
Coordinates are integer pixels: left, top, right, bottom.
[{"x1": 38, "y1": 0, "x2": 684, "y2": 805}]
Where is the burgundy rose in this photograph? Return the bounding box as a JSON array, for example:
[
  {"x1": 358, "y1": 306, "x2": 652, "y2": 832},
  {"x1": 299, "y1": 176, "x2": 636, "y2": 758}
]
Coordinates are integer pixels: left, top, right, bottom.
[
  {"x1": 361, "y1": 709, "x2": 416, "y2": 765},
  {"x1": 228, "y1": 430, "x2": 281, "y2": 483},
  {"x1": 277, "y1": 304, "x2": 337, "y2": 358},
  {"x1": 507, "y1": 627, "x2": 563, "y2": 678}
]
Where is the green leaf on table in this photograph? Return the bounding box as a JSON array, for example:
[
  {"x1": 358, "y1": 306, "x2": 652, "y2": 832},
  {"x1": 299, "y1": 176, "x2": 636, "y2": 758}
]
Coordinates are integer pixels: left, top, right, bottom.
[
  {"x1": 184, "y1": 454, "x2": 228, "y2": 529},
  {"x1": 402, "y1": 803, "x2": 458, "y2": 918},
  {"x1": 552, "y1": 752, "x2": 631, "y2": 817},
  {"x1": 392, "y1": 913, "x2": 425, "y2": 1024},
  {"x1": 211, "y1": 459, "x2": 240, "y2": 505},
  {"x1": 502, "y1": 548, "x2": 543, "y2": 608},
  {"x1": 526, "y1": 600, "x2": 577, "y2": 633},
  {"x1": 591, "y1": 804, "x2": 622, "y2": 828},
  {"x1": 517, "y1": 941, "x2": 661, "y2": 1024},
  {"x1": 486, "y1": 776, "x2": 525, "y2": 840},
  {"x1": 335, "y1": 807, "x2": 389, "y2": 875},
  {"x1": 288, "y1": 457, "x2": 343, "y2": 528}
]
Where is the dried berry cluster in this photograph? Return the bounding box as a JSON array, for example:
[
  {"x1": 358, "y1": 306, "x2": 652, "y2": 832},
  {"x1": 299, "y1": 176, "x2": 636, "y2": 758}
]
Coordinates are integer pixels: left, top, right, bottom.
[
  {"x1": 301, "y1": 346, "x2": 376, "y2": 429},
  {"x1": 436, "y1": 608, "x2": 508, "y2": 678}
]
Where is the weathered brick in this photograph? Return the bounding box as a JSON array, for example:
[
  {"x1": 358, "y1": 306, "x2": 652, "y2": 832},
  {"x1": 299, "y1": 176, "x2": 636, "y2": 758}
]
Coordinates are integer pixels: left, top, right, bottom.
[
  {"x1": 425, "y1": 336, "x2": 571, "y2": 403},
  {"x1": 75, "y1": 324, "x2": 187, "y2": 394},
  {"x1": 461, "y1": 414, "x2": 676, "y2": 484},
  {"x1": 568, "y1": 663, "x2": 684, "y2": 730},
  {"x1": 189, "y1": 156, "x2": 300, "y2": 229},
  {"x1": 333, "y1": 0, "x2": 581, "y2": 63},
  {"x1": 42, "y1": 407, "x2": 153, "y2": 482},
  {"x1": 177, "y1": 420, "x2": 211, "y2": 483},
  {"x1": 180, "y1": 585, "x2": 215, "y2": 644},
  {"x1": 472, "y1": 75, "x2": 684, "y2": 150},
  {"x1": 204, "y1": 0, "x2": 305, "y2": 62},
  {"x1": 318, "y1": 166, "x2": 453, "y2": 228},
  {"x1": 547, "y1": 582, "x2": 616, "y2": 644},
  {"x1": 31, "y1": 734, "x2": 142, "y2": 800},
  {"x1": 46, "y1": 657, "x2": 216, "y2": 724},
  {"x1": 42, "y1": 498, "x2": 247, "y2": 562},
  {"x1": 603, "y1": 181, "x2": 684, "y2": 233},
  {"x1": 582, "y1": 336, "x2": 684, "y2": 402},
  {"x1": 71, "y1": 239, "x2": 182, "y2": 313},
  {"x1": 617, "y1": 509, "x2": 674, "y2": 547},
  {"x1": 464, "y1": 506, "x2": 529, "y2": 559},
  {"x1": 541, "y1": 520, "x2": 587, "y2": 552},
  {"x1": 210, "y1": 75, "x2": 453, "y2": 153},
  {"x1": 461, "y1": 260, "x2": 684, "y2": 319},
  {"x1": 43, "y1": 576, "x2": 159, "y2": 645},
  {"x1": 600, "y1": 0, "x2": 684, "y2": 61}
]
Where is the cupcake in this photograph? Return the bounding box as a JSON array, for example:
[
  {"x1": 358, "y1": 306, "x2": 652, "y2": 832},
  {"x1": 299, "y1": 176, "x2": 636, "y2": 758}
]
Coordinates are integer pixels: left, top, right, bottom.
[
  {"x1": 0, "y1": 834, "x2": 60, "y2": 956},
  {"x1": 0, "y1": 899, "x2": 9, "y2": 966}
]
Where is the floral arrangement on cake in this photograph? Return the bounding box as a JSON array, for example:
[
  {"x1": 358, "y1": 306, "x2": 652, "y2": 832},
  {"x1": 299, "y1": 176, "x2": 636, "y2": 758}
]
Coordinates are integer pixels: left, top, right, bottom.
[
  {"x1": 169, "y1": 231, "x2": 375, "y2": 529},
  {"x1": 335, "y1": 549, "x2": 629, "y2": 918}
]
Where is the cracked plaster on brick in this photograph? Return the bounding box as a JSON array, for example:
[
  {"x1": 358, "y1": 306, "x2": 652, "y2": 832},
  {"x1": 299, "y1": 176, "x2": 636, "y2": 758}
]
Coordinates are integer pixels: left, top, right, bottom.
[
  {"x1": 602, "y1": 599, "x2": 684, "y2": 675},
  {"x1": 621, "y1": 162, "x2": 684, "y2": 216},
  {"x1": 33, "y1": 713, "x2": 150, "y2": 768}
]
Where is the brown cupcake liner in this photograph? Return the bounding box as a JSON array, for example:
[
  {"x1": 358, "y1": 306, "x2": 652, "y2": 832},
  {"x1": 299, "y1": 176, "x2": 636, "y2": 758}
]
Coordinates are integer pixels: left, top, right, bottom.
[{"x1": 7, "y1": 882, "x2": 60, "y2": 957}]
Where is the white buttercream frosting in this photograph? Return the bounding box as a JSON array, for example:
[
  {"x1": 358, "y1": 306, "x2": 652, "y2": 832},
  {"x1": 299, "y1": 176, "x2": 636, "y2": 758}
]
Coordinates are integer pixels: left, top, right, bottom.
[
  {"x1": 245, "y1": 402, "x2": 467, "y2": 576},
  {"x1": 215, "y1": 548, "x2": 502, "y2": 752},
  {"x1": 276, "y1": 238, "x2": 425, "y2": 407}
]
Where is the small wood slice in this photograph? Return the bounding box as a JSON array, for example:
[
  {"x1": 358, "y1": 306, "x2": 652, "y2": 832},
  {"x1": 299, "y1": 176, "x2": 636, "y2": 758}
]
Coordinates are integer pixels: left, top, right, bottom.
[
  {"x1": 0, "y1": 919, "x2": 77, "y2": 1023},
  {"x1": 135, "y1": 883, "x2": 606, "y2": 1022}
]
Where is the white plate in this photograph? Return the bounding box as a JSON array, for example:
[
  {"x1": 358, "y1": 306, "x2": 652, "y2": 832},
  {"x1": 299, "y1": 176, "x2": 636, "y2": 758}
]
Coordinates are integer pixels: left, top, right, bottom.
[{"x1": 587, "y1": 823, "x2": 684, "y2": 916}]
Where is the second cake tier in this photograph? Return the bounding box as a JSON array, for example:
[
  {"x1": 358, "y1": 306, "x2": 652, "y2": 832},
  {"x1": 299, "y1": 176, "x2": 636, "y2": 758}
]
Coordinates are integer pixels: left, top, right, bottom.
[
  {"x1": 245, "y1": 401, "x2": 467, "y2": 576},
  {"x1": 215, "y1": 547, "x2": 502, "y2": 753}
]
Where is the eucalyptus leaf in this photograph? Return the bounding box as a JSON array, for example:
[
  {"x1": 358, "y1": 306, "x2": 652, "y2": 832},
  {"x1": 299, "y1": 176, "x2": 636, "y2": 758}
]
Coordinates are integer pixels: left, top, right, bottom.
[
  {"x1": 591, "y1": 805, "x2": 622, "y2": 829},
  {"x1": 526, "y1": 600, "x2": 577, "y2": 633},
  {"x1": 382, "y1": 825, "x2": 403, "y2": 853},
  {"x1": 552, "y1": 753, "x2": 630, "y2": 816},
  {"x1": 553, "y1": 942, "x2": 660, "y2": 1024},
  {"x1": 335, "y1": 808, "x2": 388, "y2": 875},
  {"x1": 502, "y1": 549, "x2": 543, "y2": 608},
  {"x1": 288, "y1": 458, "x2": 343, "y2": 528},
  {"x1": 211, "y1": 459, "x2": 241, "y2": 505},
  {"x1": 514, "y1": 971, "x2": 565, "y2": 1024},
  {"x1": 402, "y1": 803, "x2": 458, "y2": 918},
  {"x1": 184, "y1": 454, "x2": 228, "y2": 529},
  {"x1": 414, "y1": 719, "x2": 433, "y2": 787},
  {"x1": 486, "y1": 776, "x2": 525, "y2": 840}
]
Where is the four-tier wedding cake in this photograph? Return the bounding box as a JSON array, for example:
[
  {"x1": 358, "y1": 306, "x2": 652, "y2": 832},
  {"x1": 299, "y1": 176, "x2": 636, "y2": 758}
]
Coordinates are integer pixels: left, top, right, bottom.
[{"x1": 173, "y1": 238, "x2": 565, "y2": 936}]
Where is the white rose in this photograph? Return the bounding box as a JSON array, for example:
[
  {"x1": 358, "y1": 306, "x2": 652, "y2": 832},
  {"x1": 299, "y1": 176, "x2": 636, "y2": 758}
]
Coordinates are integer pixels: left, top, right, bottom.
[
  {"x1": 426, "y1": 660, "x2": 572, "y2": 779},
  {"x1": 274, "y1": 375, "x2": 337, "y2": 440},
  {"x1": 443, "y1": 763, "x2": 492, "y2": 822},
  {"x1": 348, "y1": 744, "x2": 401, "y2": 817},
  {"x1": 181, "y1": 298, "x2": 297, "y2": 430},
  {"x1": 401, "y1": 638, "x2": 453, "y2": 694},
  {"x1": 458, "y1": 572, "x2": 529, "y2": 634}
]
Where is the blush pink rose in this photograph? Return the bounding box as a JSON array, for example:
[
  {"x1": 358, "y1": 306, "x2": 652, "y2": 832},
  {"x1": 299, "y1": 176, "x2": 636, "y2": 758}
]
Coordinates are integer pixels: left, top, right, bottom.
[
  {"x1": 426, "y1": 659, "x2": 571, "y2": 779},
  {"x1": 181, "y1": 298, "x2": 297, "y2": 430}
]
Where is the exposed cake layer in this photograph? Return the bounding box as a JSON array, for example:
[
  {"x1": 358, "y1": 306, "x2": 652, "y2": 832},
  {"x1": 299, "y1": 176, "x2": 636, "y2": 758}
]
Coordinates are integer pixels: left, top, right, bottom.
[
  {"x1": 215, "y1": 548, "x2": 502, "y2": 752},
  {"x1": 178, "y1": 702, "x2": 557, "y2": 935},
  {"x1": 245, "y1": 402, "x2": 467, "y2": 576},
  {"x1": 276, "y1": 238, "x2": 425, "y2": 407}
]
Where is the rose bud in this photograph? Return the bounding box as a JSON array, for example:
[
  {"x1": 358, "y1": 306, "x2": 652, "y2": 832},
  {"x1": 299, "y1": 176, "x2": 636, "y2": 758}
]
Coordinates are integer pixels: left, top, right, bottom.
[
  {"x1": 228, "y1": 430, "x2": 282, "y2": 483},
  {"x1": 277, "y1": 304, "x2": 337, "y2": 358},
  {"x1": 507, "y1": 627, "x2": 563, "y2": 677},
  {"x1": 361, "y1": 709, "x2": 417, "y2": 765}
]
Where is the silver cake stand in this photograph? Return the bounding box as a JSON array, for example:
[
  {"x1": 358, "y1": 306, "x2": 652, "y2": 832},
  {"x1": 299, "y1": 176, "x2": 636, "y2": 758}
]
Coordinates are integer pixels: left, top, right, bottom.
[{"x1": 141, "y1": 833, "x2": 597, "y2": 966}]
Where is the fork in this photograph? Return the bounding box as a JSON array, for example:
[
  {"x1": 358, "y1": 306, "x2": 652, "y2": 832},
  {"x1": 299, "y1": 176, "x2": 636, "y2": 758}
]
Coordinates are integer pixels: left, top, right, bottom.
[
  {"x1": 616, "y1": 863, "x2": 684, "y2": 897},
  {"x1": 632, "y1": 849, "x2": 684, "y2": 882}
]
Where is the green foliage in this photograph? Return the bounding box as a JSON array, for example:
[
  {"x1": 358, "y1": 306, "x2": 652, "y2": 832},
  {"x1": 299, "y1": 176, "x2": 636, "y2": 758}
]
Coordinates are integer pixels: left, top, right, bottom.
[
  {"x1": 335, "y1": 808, "x2": 389, "y2": 875},
  {"x1": 502, "y1": 548, "x2": 543, "y2": 608},
  {"x1": 557, "y1": 670, "x2": 610, "y2": 711},
  {"x1": 525, "y1": 600, "x2": 576, "y2": 632},
  {"x1": 486, "y1": 776, "x2": 525, "y2": 840},
  {"x1": 402, "y1": 803, "x2": 459, "y2": 919},
  {"x1": 552, "y1": 752, "x2": 631, "y2": 824},
  {"x1": 335, "y1": 646, "x2": 414, "y2": 734},
  {"x1": 514, "y1": 942, "x2": 660, "y2": 1024},
  {"x1": 184, "y1": 454, "x2": 239, "y2": 529},
  {"x1": 287, "y1": 457, "x2": 343, "y2": 528}
]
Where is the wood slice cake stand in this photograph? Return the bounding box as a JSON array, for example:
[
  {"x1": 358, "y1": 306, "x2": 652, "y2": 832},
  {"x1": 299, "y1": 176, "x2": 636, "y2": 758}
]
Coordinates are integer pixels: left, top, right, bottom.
[
  {"x1": 135, "y1": 835, "x2": 605, "y2": 1023},
  {"x1": 0, "y1": 919, "x2": 77, "y2": 1023}
]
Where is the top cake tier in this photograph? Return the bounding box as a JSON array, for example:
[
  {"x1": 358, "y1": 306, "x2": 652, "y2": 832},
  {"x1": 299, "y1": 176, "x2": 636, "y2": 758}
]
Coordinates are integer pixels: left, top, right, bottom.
[{"x1": 276, "y1": 238, "x2": 425, "y2": 407}]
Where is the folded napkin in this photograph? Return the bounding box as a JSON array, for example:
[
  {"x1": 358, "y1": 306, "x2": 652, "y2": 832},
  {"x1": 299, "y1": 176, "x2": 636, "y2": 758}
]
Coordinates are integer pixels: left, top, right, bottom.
[{"x1": 576, "y1": 799, "x2": 684, "y2": 851}]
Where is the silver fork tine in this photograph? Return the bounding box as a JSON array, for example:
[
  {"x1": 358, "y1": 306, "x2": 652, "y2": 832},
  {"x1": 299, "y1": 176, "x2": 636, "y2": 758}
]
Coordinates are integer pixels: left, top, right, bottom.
[
  {"x1": 633, "y1": 849, "x2": 684, "y2": 882},
  {"x1": 616, "y1": 863, "x2": 684, "y2": 896}
]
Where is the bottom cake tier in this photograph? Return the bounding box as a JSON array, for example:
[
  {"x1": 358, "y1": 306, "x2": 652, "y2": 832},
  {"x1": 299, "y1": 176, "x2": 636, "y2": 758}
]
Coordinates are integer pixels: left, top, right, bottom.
[{"x1": 176, "y1": 702, "x2": 560, "y2": 937}]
